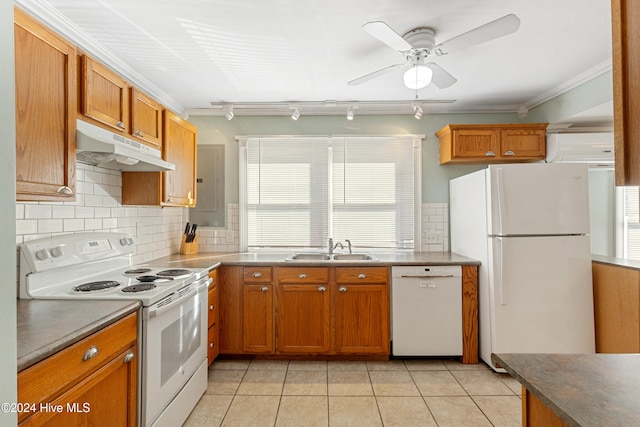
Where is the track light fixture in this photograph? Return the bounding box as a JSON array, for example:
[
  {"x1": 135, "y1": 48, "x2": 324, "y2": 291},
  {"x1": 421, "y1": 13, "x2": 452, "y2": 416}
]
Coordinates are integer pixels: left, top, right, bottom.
[
  {"x1": 291, "y1": 107, "x2": 301, "y2": 120},
  {"x1": 413, "y1": 104, "x2": 423, "y2": 119},
  {"x1": 346, "y1": 106, "x2": 355, "y2": 120},
  {"x1": 223, "y1": 104, "x2": 234, "y2": 120}
]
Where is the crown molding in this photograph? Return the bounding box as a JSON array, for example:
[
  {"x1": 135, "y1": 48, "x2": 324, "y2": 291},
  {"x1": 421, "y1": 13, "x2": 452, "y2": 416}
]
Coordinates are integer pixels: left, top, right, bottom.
[
  {"x1": 523, "y1": 59, "x2": 612, "y2": 110},
  {"x1": 15, "y1": 0, "x2": 187, "y2": 117}
]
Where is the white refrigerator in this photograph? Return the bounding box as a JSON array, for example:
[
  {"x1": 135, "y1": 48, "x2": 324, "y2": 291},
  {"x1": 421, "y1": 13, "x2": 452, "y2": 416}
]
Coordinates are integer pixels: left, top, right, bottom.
[{"x1": 450, "y1": 163, "x2": 595, "y2": 371}]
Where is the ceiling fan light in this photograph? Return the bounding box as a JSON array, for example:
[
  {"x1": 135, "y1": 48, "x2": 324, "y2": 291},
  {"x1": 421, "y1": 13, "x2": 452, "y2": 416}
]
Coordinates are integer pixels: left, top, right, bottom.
[{"x1": 403, "y1": 65, "x2": 433, "y2": 90}]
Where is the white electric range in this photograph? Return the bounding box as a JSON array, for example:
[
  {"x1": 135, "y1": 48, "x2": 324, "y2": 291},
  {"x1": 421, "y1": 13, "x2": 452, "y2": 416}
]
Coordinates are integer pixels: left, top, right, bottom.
[{"x1": 19, "y1": 232, "x2": 211, "y2": 427}]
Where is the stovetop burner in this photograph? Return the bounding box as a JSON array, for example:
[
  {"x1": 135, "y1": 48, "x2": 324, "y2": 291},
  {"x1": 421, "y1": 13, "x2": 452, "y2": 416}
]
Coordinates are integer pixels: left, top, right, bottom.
[
  {"x1": 124, "y1": 268, "x2": 153, "y2": 275},
  {"x1": 74, "y1": 280, "x2": 121, "y2": 292},
  {"x1": 156, "y1": 269, "x2": 192, "y2": 277},
  {"x1": 136, "y1": 275, "x2": 173, "y2": 283},
  {"x1": 122, "y1": 283, "x2": 157, "y2": 293}
]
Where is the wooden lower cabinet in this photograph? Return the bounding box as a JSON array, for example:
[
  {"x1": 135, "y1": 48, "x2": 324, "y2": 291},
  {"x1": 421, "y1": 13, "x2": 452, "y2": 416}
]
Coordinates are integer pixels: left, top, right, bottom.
[
  {"x1": 18, "y1": 312, "x2": 138, "y2": 426},
  {"x1": 522, "y1": 387, "x2": 568, "y2": 427},
  {"x1": 207, "y1": 270, "x2": 220, "y2": 365},
  {"x1": 334, "y1": 267, "x2": 389, "y2": 354},
  {"x1": 277, "y1": 283, "x2": 331, "y2": 353},
  {"x1": 592, "y1": 261, "x2": 640, "y2": 353},
  {"x1": 242, "y1": 283, "x2": 274, "y2": 353}
]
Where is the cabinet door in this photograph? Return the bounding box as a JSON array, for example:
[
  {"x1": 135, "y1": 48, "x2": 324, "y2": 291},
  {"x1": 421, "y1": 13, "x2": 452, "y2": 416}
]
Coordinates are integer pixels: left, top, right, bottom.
[
  {"x1": 452, "y1": 129, "x2": 499, "y2": 159},
  {"x1": 242, "y1": 284, "x2": 274, "y2": 353},
  {"x1": 163, "y1": 110, "x2": 197, "y2": 207},
  {"x1": 131, "y1": 88, "x2": 163, "y2": 149},
  {"x1": 218, "y1": 267, "x2": 243, "y2": 354},
  {"x1": 335, "y1": 283, "x2": 389, "y2": 354},
  {"x1": 500, "y1": 128, "x2": 546, "y2": 159},
  {"x1": 82, "y1": 56, "x2": 129, "y2": 132},
  {"x1": 27, "y1": 346, "x2": 137, "y2": 427},
  {"x1": 14, "y1": 8, "x2": 76, "y2": 201},
  {"x1": 277, "y1": 284, "x2": 331, "y2": 353}
]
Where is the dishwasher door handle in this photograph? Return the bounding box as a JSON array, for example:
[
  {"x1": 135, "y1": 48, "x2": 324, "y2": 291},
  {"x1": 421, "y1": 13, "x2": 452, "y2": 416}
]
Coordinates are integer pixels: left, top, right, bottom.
[{"x1": 400, "y1": 275, "x2": 454, "y2": 279}]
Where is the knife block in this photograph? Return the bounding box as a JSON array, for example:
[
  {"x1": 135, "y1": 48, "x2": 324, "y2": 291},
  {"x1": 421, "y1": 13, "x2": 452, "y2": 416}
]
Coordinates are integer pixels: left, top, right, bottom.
[{"x1": 179, "y1": 234, "x2": 199, "y2": 255}]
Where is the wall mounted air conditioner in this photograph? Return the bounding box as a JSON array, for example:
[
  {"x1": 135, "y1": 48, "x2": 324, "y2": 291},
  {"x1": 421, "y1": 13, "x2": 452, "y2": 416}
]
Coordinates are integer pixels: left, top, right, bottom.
[{"x1": 546, "y1": 132, "x2": 614, "y2": 166}]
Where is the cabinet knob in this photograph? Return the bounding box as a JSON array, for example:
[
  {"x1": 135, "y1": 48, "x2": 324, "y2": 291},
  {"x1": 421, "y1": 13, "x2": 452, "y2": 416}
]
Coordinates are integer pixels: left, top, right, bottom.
[
  {"x1": 484, "y1": 151, "x2": 496, "y2": 157},
  {"x1": 82, "y1": 346, "x2": 99, "y2": 361},
  {"x1": 260, "y1": 286, "x2": 269, "y2": 292},
  {"x1": 339, "y1": 287, "x2": 347, "y2": 292},
  {"x1": 317, "y1": 286, "x2": 326, "y2": 292},
  {"x1": 116, "y1": 121, "x2": 126, "y2": 130},
  {"x1": 503, "y1": 150, "x2": 515, "y2": 156},
  {"x1": 123, "y1": 351, "x2": 135, "y2": 364},
  {"x1": 57, "y1": 186, "x2": 73, "y2": 195},
  {"x1": 299, "y1": 273, "x2": 307, "y2": 279},
  {"x1": 210, "y1": 342, "x2": 215, "y2": 348},
  {"x1": 357, "y1": 273, "x2": 366, "y2": 279},
  {"x1": 253, "y1": 272, "x2": 262, "y2": 278},
  {"x1": 135, "y1": 129, "x2": 144, "y2": 137},
  {"x1": 210, "y1": 304, "x2": 215, "y2": 311}
]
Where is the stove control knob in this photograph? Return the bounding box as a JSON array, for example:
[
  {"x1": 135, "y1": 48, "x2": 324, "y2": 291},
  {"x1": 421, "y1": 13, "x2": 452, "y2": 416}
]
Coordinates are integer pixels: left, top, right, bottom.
[
  {"x1": 127, "y1": 237, "x2": 134, "y2": 245},
  {"x1": 120, "y1": 238, "x2": 129, "y2": 246},
  {"x1": 35, "y1": 249, "x2": 50, "y2": 260},
  {"x1": 50, "y1": 246, "x2": 63, "y2": 257}
]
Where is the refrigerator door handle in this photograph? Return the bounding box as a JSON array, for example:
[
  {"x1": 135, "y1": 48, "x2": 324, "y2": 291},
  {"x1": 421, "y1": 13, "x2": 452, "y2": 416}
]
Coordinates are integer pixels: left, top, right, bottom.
[
  {"x1": 495, "y1": 237, "x2": 507, "y2": 305},
  {"x1": 495, "y1": 167, "x2": 506, "y2": 235}
]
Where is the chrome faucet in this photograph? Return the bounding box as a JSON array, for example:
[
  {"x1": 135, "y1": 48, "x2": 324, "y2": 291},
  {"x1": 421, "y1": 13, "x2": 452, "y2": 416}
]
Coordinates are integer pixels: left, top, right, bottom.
[
  {"x1": 345, "y1": 239, "x2": 352, "y2": 254},
  {"x1": 328, "y1": 238, "x2": 344, "y2": 254}
]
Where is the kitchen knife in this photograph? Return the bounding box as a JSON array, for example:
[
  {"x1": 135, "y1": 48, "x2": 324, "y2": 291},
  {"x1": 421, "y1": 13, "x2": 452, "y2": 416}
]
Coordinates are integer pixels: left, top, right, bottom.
[{"x1": 184, "y1": 222, "x2": 190, "y2": 236}]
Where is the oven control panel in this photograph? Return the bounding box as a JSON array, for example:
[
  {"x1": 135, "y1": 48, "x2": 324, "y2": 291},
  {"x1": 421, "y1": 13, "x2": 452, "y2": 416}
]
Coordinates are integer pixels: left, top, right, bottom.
[{"x1": 20, "y1": 232, "x2": 135, "y2": 273}]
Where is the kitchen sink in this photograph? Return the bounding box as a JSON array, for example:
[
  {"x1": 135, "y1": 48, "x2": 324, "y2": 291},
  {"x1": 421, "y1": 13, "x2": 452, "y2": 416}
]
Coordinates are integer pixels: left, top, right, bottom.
[
  {"x1": 285, "y1": 252, "x2": 378, "y2": 262},
  {"x1": 332, "y1": 253, "x2": 377, "y2": 261},
  {"x1": 286, "y1": 253, "x2": 332, "y2": 261}
]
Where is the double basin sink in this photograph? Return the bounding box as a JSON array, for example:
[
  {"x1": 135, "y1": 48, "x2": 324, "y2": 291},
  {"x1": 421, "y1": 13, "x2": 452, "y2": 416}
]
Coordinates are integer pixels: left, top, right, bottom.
[{"x1": 285, "y1": 252, "x2": 379, "y2": 262}]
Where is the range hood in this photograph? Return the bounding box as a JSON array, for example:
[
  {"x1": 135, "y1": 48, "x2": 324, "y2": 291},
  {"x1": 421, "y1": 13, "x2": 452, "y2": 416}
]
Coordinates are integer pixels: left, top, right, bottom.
[{"x1": 75, "y1": 120, "x2": 175, "y2": 172}]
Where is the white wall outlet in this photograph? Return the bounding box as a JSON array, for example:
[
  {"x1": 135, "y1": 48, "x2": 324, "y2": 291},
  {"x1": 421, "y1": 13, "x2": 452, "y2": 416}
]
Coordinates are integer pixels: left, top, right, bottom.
[{"x1": 424, "y1": 232, "x2": 443, "y2": 244}]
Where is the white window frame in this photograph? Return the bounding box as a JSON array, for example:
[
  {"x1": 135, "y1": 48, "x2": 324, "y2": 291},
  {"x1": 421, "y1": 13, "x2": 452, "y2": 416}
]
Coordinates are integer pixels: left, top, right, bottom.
[{"x1": 237, "y1": 134, "x2": 423, "y2": 252}]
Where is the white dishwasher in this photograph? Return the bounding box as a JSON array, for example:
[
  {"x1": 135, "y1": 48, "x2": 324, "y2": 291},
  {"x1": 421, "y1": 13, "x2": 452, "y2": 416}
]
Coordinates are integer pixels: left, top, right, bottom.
[{"x1": 391, "y1": 265, "x2": 462, "y2": 356}]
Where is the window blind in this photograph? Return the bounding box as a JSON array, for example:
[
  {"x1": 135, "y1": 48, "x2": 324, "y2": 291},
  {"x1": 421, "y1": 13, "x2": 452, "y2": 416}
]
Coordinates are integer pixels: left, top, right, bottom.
[{"x1": 244, "y1": 135, "x2": 417, "y2": 250}]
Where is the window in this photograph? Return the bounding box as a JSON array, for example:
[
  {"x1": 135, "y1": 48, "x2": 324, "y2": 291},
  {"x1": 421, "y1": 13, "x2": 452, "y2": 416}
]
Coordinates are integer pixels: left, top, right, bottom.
[
  {"x1": 239, "y1": 135, "x2": 421, "y2": 251},
  {"x1": 622, "y1": 186, "x2": 640, "y2": 259}
]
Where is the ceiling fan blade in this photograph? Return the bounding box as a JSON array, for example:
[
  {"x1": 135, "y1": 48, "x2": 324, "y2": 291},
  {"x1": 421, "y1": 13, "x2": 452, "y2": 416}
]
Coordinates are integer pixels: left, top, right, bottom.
[
  {"x1": 436, "y1": 14, "x2": 520, "y2": 54},
  {"x1": 347, "y1": 62, "x2": 407, "y2": 86},
  {"x1": 425, "y1": 63, "x2": 457, "y2": 89},
  {"x1": 362, "y1": 21, "x2": 413, "y2": 52}
]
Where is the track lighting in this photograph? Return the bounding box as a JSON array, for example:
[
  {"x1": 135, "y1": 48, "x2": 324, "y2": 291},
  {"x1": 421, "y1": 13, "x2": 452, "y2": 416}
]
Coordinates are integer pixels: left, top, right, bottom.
[
  {"x1": 413, "y1": 105, "x2": 423, "y2": 119},
  {"x1": 225, "y1": 109, "x2": 234, "y2": 120},
  {"x1": 291, "y1": 107, "x2": 301, "y2": 120},
  {"x1": 346, "y1": 106, "x2": 355, "y2": 121}
]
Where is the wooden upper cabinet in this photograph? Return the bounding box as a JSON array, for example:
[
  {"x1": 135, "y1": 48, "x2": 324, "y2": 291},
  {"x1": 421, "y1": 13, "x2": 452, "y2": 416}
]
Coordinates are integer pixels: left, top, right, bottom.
[
  {"x1": 437, "y1": 123, "x2": 547, "y2": 164},
  {"x1": 611, "y1": 0, "x2": 640, "y2": 185},
  {"x1": 81, "y1": 55, "x2": 129, "y2": 133},
  {"x1": 131, "y1": 88, "x2": 163, "y2": 148},
  {"x1": 121, "y1": 110, "x2": 196, "y2": 207},
  {"x1": 162, "y1": 110, "x2": 197, "y2": 207},
  {"x1": 14, "y1": 8, "x2": 77, "y2": 201}
]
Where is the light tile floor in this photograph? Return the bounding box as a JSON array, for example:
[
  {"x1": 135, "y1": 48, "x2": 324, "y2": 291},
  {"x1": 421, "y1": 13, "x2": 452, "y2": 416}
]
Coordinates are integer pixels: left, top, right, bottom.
[{"x1": 184, "y1": 358, "x2": 522, "y2": 427}]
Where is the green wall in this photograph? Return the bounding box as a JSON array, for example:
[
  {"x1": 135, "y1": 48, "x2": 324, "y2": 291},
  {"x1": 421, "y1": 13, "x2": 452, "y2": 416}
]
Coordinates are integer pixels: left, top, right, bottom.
[{"x1": 190, "y1": 70, "x2": 613, "y2": 223}]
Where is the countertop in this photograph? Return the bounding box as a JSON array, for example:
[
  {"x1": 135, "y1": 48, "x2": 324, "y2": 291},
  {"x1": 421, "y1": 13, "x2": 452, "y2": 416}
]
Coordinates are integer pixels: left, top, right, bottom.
[
  {"x1": 592, "y1": 254, "x2": 640, "y2": 270},
  {"x1": 148, "y1": 251, "x2": 480, "y2": 268},
  {"x1": 17, "y1": 299, "x2": 141, "y2": 372},
  {"x1": 492, "y1": 353, "x2": 640, "y2": 427}
]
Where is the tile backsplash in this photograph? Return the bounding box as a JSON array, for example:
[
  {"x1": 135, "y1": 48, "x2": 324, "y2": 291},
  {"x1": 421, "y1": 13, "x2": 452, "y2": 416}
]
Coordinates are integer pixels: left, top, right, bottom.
[
  {"x1": 421, "y1": 203, "x2": 449, "y2": 252},
  {"x1": 16, "y1": 162, "x2": 188, "y2": 265}
]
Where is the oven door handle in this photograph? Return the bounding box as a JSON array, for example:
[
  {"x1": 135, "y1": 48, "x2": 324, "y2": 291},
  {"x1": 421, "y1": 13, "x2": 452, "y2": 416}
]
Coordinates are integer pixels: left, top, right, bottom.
[{"x1": 146, "y1": 278, "x2": 211, "y2": 319}]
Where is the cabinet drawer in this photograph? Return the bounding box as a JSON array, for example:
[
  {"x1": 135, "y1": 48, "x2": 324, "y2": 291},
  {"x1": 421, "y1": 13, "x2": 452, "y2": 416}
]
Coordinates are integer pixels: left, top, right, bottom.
[
  {"x1": 18, "y1": 312, "x2": 138, "y2": 411},
  {"x1": 278, "y1": 267, "x2": 329, "y2": 283},
  {"x1": 208, "y1": 325, "x2": 219, "y2": 364},
  {"x1": 243, "y1": 267, "x2": 272, "y2": 283},
  {"x1": 336, "y1": 267, "x2": 388, "y2": 283}
]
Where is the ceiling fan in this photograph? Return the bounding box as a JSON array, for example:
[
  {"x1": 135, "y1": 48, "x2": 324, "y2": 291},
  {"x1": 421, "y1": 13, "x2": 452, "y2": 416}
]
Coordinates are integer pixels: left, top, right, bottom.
[{"x1": 348, "y1": 14, "x2": 521, "y2": 91}]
